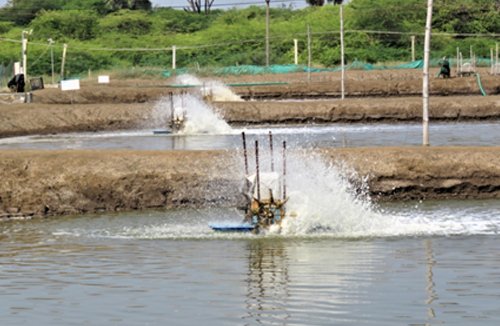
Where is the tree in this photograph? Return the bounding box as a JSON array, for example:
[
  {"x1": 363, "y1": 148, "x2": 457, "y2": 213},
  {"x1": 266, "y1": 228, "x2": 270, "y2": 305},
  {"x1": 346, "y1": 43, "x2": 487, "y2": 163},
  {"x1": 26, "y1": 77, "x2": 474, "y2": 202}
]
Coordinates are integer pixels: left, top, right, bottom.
[
  {"x1": 184, "y1": 0, "x2": 215, "y2": 14},
  {"x1": 305, "y1": 0, "x2": 325, "y2": 6},
  {"x1": 0, "y1": 0, "x2": 62, "y2": 26},
  {"x1": 105, "y1": 0, "x2": 151, "y2": 12}
]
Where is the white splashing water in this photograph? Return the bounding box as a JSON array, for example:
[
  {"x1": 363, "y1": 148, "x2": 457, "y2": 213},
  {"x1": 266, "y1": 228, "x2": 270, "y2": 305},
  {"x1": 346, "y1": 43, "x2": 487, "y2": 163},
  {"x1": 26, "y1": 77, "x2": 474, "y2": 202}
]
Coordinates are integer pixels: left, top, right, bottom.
[
  {"x1": 152, "y1": 93, "x2": 232, "y2": 135},
  {"x1": 245, "y1": 148, "x2": 385, "y2": 237},
  {"x1": 245, "y1": 148, "x2": 500, "y2": 238},
  {"x1": 49, "y1": 136, "x2": 500, "y2": 240},
  {"x1": 175, "y1": 74, "x2": 243, "y2": 102}
]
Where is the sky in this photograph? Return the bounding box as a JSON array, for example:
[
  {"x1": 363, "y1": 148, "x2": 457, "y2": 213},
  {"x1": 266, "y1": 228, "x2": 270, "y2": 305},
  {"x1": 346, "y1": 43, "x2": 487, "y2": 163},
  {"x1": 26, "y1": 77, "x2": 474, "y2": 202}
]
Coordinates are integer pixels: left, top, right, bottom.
[{"x1": 0, "y1": 0, "x2": 353, "y2": 11}]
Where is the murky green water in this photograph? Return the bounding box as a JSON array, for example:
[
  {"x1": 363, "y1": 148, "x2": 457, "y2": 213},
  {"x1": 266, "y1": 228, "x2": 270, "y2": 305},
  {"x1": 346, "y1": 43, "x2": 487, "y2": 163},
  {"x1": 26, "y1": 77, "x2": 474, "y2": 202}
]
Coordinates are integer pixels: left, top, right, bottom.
[{"x1": 2, "y1": 200, "x2": 500, "y2": 325}]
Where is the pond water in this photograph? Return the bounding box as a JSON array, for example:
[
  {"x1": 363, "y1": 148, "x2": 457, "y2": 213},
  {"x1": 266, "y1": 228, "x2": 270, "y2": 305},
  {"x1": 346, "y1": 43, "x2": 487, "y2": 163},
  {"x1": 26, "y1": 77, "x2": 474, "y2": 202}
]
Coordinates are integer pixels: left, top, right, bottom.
[
  {"x1": 0, "y1": 121, "x2": 499, "y2": 150},
  {"x1": 1, "y1": 199, "x2": 500, "y2": 325},
  {"x1": 2, "y1": 93, "x2": 500, "y2": 325}
]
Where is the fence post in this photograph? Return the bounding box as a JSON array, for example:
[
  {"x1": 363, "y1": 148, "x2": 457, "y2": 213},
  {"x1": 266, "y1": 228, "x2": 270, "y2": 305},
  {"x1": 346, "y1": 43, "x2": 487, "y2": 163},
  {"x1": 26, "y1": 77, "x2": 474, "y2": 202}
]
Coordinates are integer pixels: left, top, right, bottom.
[
  {"x1": 60, "y1": 44, "x2": 67, "y2": 80},
  {"x1": 172, "y1": 45, "x2": 176, "y2": 69},
  {"x1": 265, "y1": 0, "x2": 270, "y2": 67},
  {"x1": 496, "y1": 43, "x2": 499, "y2": 74},
  {"x1": 411, "y1": 35, "x2": 415, "y2": 62},
  {"x1": 423, "y1": 0, "x2": 433, "y2": 147},
  {"x1": 22, "y1": 38, "x2": 28, "y2": 84},
  {"x1": 340, "y1": 4, "x2": 345, "y2": 100},
  {"x1": 491, "y1": 48, "x2": 494, "y2": 74},
  {"x1": 307, "y1": 24, "x2": 311, "y2": 84},
  {"x1": 294, "y1": 39, "x2": 298, "y2": 65}
]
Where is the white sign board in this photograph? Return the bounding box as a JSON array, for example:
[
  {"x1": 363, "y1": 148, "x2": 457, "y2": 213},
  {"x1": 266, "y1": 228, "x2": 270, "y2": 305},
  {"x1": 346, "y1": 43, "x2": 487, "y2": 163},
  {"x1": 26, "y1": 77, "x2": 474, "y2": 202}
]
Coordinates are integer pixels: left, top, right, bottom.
[
  {"x1": 98, "y1": 75, "x2": 110, "y2": 83},
  {"x1": 61, "y1": 79, "x2": 80, "y2": 91}
]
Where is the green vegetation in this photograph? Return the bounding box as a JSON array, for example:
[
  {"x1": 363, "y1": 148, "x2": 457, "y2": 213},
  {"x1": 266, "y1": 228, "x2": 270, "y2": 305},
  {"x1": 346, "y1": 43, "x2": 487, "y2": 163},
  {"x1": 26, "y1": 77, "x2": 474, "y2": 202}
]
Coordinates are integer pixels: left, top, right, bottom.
[{"x1": 1, "y1": 0, "x2": 500, "y2": 78}]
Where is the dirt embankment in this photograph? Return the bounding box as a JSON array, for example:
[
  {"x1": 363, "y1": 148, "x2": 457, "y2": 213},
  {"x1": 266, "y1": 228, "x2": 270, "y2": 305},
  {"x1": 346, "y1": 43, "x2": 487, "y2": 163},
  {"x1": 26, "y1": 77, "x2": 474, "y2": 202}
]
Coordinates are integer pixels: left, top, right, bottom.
[
  {"x1": 2, "y1": 95, "x2": 500, "y2": 139},
  {"x1": 27, "y1": 70, "x2": 500, "y2": 104},
  {"x1": 217, "y1": 96, "x2": 500, "y2": 124},
  {"x1": 1, "y1": 68, "x2": 499, "y2": 139},
  {"x1": 233, "y1": 74, "x2": 498, "y2": 99},
  {"x1": 2, "y1": 147, "x2": 500, "y2": 221},
  {"x1": 0, "y1": 103, "x2": 154, "y2": 138}
]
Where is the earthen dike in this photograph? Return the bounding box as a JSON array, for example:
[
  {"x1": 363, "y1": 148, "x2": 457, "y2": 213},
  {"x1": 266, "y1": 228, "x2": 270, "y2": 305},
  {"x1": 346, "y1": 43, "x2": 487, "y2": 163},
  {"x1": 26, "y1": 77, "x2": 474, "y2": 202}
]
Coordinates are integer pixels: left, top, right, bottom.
[{"x1": 1, "y1": 68, "x2": 499, "y2": 220}]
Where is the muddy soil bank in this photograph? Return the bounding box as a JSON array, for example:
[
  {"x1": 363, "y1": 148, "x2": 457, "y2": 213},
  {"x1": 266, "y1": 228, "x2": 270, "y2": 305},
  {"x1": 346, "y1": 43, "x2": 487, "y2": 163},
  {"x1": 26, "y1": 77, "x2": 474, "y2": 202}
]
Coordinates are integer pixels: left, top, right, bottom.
[
  {"x1": 0, "y1": 103, "x2": 153, "y2": 138},
  {"x1": 2, "y1": 96, "x2": 500, "y2": 138},
  {"x1": 1, "y1": 147, "x2": 500, "y2": 221},
  {"x1": 21, "y1": 68, "x2": 500, "y2": 104},
  {"x1": 217, "y1": 95, "x2": 500, "y2": 124},
  {"x1": 235, "y1": 74, "x2": 499, "y2": 100}
]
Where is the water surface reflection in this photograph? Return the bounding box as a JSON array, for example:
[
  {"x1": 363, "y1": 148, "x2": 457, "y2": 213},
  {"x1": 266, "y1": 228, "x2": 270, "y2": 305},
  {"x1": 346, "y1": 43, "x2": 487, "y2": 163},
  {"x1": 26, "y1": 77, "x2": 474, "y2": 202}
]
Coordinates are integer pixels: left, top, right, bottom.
[
  {"x1": 1, "y1": 121, "x2": 499, "y2": 150},
  {"x1": 2, "y1": 202, "x2": 500, "y2": 325}
]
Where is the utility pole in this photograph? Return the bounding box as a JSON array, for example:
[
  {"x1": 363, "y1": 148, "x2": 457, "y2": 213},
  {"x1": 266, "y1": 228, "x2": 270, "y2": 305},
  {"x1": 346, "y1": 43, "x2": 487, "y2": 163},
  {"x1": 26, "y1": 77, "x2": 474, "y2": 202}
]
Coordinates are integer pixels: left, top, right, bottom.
[
  {"x1": 60, "y1": 43, "x2": 67, "y2": 79},
  {"x1": 307, "y1": 23, "x2": 311, "y2": 84},
  {"x1": 411, "y1": 35, "x2": 415, "y2": 62},
  {"x1": 422, "y1": 0, "x2": 433, "y2": 147},
  {"x1": 21, "y1": 30, "x2": 32, "y2": 75},
  {"x1": 47, "y1": 38, "x2": 54, "y2": 85},
  {"x1": 340, "y1": 5, "x2": 345, "y2": 99},
  {"x1": 265, "y1": 0, "x2": 270, "y2": 66},
  {"x1": 21, "y1": 30, "x2": 32, "y2": 90},
  {"x1": 172, "y1": 45, "x2": 176, "y2": 69},
  {"x1": 294, "y1": 39, "x2": 298, "y2": 65}
]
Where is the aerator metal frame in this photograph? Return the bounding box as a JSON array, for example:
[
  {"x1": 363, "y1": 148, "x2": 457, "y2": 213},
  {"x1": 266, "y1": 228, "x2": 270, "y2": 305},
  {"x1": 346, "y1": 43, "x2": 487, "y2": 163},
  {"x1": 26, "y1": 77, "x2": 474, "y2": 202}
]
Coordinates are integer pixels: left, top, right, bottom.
[{"x1": 242, "y1": 131, "x2": 288, "y2": 233}]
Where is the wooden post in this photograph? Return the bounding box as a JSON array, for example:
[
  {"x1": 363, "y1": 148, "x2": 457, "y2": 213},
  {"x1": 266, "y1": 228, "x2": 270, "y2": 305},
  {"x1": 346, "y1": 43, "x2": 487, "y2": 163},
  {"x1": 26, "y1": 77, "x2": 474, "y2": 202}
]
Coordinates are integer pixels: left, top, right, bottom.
[
  {"x1": 411, "y1": 35, "x2": 415, "y2": 62},
  {"x1": 422, "y1": 0, "x2": 433, "y2": 147},
  {"x1": 169, "y1": 92, "x2": 174, "y2": 127},
  {"x1": 456, "y1": 47, "x2": 459, "y2": 74},
  {"x1": 470, "y1": 45, "x2": 473, "y2": 66},
  {"x1": 491, "y1": 48, "x2": 494, "y2": 74},
  {"x1": 265, "y1": 0, "x2": 270, "y2": 67},
  {"x1": 340, "y1": 5, "x2": 345, "y2": 100},
  {"x1": 242, "y1": 132, "x2": 249, "y2": 175},
  {"x1": 282, "y1": 141, "x2": 286, "y2": 201},
  {"x1": 49, "y1": 40, "x2": 54, "y2": 85},
  {"x1": 460, "y1": 52, "x2": 463, "y2": 76},
  {"x1": 255, "y1": 140, "x2": 260, "y2": 201},
  {"x1": 294, "y1": 39, "x2": 298, "y2": 65},
  {"x1": 172, "y1": 45, "x2": 176, "y2": 69},
  {"x1": 269, "y1": 131, "x2": 274, "y2": 172},
  {"x1": 22, "y1": 38, "x2": 28, "y2": 84},
  {"x1": 307, "y1": 24, "x2": 311, "y2": 84},
  {"x1": 60, "y1": 43, "x2": 67, "y2": 79},
  {"x1": 496, "y1": 43, "x2": 499, "y2": 72}
]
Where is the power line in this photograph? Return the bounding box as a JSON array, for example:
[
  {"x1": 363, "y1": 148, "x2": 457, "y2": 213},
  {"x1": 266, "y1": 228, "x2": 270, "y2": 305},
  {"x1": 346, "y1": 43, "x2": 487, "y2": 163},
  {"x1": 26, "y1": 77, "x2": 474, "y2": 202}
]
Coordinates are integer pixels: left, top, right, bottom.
[{"x1": 2, "y1": 29, "x2": 499, "y2": 53}]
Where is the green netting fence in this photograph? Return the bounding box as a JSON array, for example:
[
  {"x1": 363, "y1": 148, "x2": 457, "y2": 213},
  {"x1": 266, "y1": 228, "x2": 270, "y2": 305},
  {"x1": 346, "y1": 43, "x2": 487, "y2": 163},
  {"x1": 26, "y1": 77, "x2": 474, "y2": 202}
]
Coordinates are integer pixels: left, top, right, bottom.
[
  {"x1": 0, "y1": 59, "x2": 14, "y2": 89},
  {"x1": 163, "y1": 58, "x2": 494, "y2": 77}
]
